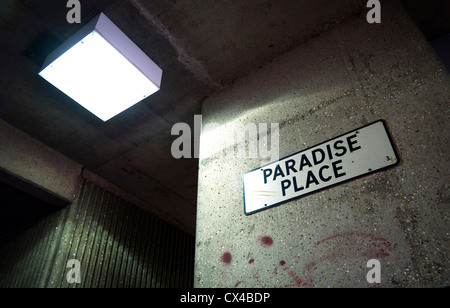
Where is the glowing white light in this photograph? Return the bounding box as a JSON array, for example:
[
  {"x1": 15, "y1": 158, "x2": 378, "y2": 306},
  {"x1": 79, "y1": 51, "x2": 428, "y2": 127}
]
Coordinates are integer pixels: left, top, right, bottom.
[{"x1": 39, "y1": 13, "x2": 162, "y2": 121}]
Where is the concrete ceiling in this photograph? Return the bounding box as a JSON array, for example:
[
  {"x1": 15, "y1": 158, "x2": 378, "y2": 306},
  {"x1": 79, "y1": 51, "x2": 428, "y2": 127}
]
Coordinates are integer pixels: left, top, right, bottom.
[{"x1": 0, "y1": 0, "x2": 449, "y2": 233}]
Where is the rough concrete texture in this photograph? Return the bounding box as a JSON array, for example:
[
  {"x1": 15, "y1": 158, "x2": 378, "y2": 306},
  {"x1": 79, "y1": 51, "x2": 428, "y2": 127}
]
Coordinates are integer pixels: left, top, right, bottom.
[
  {"x1": 195, "y1": 0, "x2": 449, "y2": 288},
  {"x1": 0, "y1": 119, "x2": 82, "y2": 204}
]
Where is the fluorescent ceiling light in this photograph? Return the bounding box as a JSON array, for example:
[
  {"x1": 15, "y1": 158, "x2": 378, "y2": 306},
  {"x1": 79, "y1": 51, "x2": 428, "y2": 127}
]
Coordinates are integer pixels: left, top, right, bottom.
[{"x1": 39, "y1": 13, "x2": 162, "y2": 121}]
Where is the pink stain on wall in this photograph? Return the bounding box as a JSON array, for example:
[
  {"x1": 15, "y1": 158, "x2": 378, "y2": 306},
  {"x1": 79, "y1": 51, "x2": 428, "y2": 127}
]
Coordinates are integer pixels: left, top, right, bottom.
[
  {"x1": 315, "y1": 231, "x2": 392, "y2": 262},
  {"x1": 260, "y1": 236, "x2": 274, "y2": 247},
  {"x1": 221, "y1": 252, "x2": 232, "y2": 265},
  {"x1": 224, "y1": 231, "x2": 392, "y2": 288}
]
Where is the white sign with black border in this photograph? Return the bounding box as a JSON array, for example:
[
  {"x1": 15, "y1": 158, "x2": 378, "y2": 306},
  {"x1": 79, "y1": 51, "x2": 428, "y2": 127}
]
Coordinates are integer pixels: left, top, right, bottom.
[{"x1": 243, "y1": 120, "x2": 399, "y2": 215}]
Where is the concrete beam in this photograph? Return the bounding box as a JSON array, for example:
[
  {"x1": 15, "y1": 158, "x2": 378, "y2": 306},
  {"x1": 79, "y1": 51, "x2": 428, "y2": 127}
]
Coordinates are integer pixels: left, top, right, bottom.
[{"x1": 0, "y1": 119, "x2": 82, "y2": 206}]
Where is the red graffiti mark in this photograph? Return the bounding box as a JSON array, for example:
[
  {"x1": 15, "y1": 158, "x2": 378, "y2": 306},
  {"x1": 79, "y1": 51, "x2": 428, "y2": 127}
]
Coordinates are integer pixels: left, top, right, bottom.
[
  {"x1": 316, "y1": 231, "x2": 392, "y2": 261},
  {"x1": 285, "y1": 271, "x2": 314, "y2": 288},
  {"x1": 301, "y1": 232, "x2": 392, "y2": 287},
  {"x1": 272, "y1": 267, "x2": 278, "y2": 275},
  {"x1": 227, "y1": 231, "x2": 391, "y2": 288},
  {"x1": 222, "y1": 252, "x2": 232, "y2": 265},
  {"x1": 317, "y1": 231, "x2": 389, "y2": 246},
  {"x1": 251, "y1": 267, "x2": 265, "y2": 287},
  {"x1": 305, "y1": 261, "x2": 316, "y2": 273},
  {"x1": 260, "y1": 236, "x2": 274, "y2": 247},
  {"x1": 278, "y1": 260, "x2": 314, "y2": 288}
]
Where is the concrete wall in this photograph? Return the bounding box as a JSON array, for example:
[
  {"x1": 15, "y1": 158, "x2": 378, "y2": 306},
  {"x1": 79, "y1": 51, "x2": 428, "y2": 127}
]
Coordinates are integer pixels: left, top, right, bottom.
[{"x1": 195, "y1": 0, "x2": 449, "y2": 288}]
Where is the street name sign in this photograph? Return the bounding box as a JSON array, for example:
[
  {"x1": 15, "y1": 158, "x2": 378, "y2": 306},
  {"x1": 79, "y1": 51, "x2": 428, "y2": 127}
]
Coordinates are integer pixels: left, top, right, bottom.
[{"x1": 243, "y1": 120, "x2": 399, "y2": 215}]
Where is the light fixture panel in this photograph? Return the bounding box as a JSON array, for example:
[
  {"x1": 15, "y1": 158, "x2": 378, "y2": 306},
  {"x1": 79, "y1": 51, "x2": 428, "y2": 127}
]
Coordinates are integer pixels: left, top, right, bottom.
[{"x1": 39, "y1": 13, "x2": 162, "y2": 121}]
